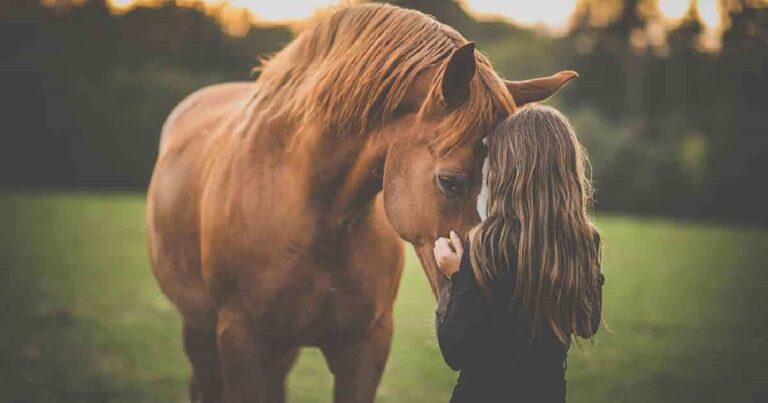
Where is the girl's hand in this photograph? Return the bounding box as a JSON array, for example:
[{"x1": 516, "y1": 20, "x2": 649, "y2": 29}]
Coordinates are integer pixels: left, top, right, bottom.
[{"x1": 433, "y1": 231, "x2": 464, "y2": 278}]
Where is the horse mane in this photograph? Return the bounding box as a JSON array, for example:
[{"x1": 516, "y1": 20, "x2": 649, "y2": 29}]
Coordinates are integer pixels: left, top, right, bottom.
[{"x1": 248, "y1": 3, "x2": 514, "y2": 155}]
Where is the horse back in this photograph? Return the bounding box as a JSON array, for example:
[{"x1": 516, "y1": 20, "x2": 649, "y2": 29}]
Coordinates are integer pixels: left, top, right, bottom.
[{"x1": 158, "y1": 81, "x2": 254, "y2": 153}]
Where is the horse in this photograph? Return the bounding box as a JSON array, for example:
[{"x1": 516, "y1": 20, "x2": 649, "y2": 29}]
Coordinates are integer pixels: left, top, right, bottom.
[{"x1": 146, "y1": 4, "x2": 576, "y2": 402}]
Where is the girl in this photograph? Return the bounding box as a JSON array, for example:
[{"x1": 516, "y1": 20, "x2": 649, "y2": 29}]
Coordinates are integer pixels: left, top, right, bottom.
[{"x1": 433, "y1": 105, "x2": 605, "y2": 402}]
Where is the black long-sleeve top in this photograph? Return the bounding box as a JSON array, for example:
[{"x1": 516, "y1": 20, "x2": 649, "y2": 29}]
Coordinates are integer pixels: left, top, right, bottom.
[{"x1": 435, "y1": 243, "x2": 604, "y2": 403}]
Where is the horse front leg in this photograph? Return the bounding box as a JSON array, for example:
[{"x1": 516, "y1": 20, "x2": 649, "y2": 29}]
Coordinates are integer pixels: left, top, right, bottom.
[
  {"x1": 322, "y1": 312, "x2": 394, "y2": 403},
  {"x1": 183, "y1": 322, "x2": 222, "y2": 403},
  {"x1": 216, "y1": 307, "x2": 268, "y2": 403}
]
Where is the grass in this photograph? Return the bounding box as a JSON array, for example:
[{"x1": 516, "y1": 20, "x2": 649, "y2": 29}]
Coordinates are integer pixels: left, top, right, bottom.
[{"x1": 0, "y1": 192, "x2": 766, "y2": 402}]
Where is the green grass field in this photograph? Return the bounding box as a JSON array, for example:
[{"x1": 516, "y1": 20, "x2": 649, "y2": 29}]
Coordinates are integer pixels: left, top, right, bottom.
[{"x1": 1, "y1": 192, "x2": 766, "y2": 403}]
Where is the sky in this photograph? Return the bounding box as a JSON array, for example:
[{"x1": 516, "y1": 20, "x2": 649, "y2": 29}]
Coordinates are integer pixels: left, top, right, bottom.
[{"x1": 107, "y1": 0, "x2": 724, "y2": 34}]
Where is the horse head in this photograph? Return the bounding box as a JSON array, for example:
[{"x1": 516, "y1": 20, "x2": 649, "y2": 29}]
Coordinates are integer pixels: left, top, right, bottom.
[{"x1": 380, "y1": 42, "x2": 577, "y2": 295}]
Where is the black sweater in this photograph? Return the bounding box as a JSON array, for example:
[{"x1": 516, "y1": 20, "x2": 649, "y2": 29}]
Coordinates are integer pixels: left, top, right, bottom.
[{"x1": 435, "y1": 244, "x2": 604, "y2": 403}]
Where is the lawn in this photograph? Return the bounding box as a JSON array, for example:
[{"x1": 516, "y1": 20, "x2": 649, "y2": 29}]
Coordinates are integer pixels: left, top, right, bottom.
[{"x1": 1, "y1": 192, "x2": 766, "y2": 402}]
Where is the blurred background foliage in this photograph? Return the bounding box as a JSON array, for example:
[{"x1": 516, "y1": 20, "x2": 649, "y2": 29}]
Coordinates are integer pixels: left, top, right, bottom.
[
  {"x1": 2, "y1": 2, "x2": 768, "y2": 402},
  {"x1": 1, "y1": 0, "x2": 767, "y2": 224}
]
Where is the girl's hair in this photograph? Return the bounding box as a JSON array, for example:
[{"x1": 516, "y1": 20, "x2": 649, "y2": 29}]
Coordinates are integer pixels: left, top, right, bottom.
[{"x1": 470, "y1": 104, "x2": 602, "y2": 346}]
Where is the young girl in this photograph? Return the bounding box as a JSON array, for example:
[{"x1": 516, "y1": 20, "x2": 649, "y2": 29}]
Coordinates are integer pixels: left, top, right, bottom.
[{"x1": 433, "y1": 105, "x2": 605, "y2": 403}]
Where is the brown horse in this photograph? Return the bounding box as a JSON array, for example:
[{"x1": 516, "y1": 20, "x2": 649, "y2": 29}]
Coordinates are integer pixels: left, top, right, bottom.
[{"x1": 146, "y1": 4, "x2": 576, "y2": 403}]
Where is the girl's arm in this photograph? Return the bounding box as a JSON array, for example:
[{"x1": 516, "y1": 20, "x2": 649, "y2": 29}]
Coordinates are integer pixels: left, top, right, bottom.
[
  {"x1": 434, "y1": 232, "x2": 489, "y2": 371},
  {"x1": 436, "y1": 258, "x2": 489, "y2": 370},
  {"x1": 590, "y1": 272, "x2": 605, "y2": 335},
  {"x1": 577, "y1": 272, "x2": 605, "y2": 338}
]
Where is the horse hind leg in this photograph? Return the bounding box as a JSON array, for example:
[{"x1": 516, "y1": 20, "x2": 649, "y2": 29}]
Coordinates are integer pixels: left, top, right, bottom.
[
  {"x1": 214, "y1": 307, "x2": 299, "y2": 403},
  {"x1": 264, "y1": 347, "x2": 300, "y2": 403},
  {"x1": 216, "y1": 307, "x2": 274, "y2": 403},
  {"x1": 183, "y1": 322, "x2": 223, "y2": 403},
  {"x1": 321, "y1": 312, "x2": 394, "y2": 403}
]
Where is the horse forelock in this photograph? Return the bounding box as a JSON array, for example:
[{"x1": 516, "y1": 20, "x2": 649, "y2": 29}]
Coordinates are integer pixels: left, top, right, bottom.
[
  {"x1": 428, "y1": 56, "x2": 516, "y2": 156},
  {"x1": 248, "y1": 3, "x2": 514, "y2": 152}
]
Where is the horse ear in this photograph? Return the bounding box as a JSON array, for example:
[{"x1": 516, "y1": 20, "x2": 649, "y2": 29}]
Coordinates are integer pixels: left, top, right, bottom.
[
  {"x1": 401, "y1": 42, "x2": 476, "y2": 115},
  {"x1": 504, "y1": 71, "x2": 579, "y2": 107},
  {"x1": 440, "y1": 42, "x2": 477, "y2": 107}
]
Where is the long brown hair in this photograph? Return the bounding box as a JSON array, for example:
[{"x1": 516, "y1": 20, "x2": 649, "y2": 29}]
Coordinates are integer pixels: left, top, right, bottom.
[{"x1": 470, "y1": 105, "x2": 602, "y2": 345}]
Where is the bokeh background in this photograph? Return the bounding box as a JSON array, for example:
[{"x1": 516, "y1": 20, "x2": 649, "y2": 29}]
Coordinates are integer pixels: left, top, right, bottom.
[{"x1": 1, "y1": 0, "x2": 767, "y2": 402}]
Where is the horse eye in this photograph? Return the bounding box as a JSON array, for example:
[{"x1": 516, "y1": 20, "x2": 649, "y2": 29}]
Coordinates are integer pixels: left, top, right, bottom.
[{"x1": 437, "y1": 173, "x2": 468, "y2": 197}]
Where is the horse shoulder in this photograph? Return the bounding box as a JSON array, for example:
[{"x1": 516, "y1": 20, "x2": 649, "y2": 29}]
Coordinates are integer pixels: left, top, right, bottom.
[{"x1": 147, "y1": 81, "x2": 257, "y2": 325}]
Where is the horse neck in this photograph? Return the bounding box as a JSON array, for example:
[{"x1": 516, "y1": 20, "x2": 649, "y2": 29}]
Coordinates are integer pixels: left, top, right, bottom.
[
  {"x1": 325, "y1": 135, "x2": 388, "y2": 227},
  {"x1": 272, "y1": 122, "x2": 390, "y2": 230}
]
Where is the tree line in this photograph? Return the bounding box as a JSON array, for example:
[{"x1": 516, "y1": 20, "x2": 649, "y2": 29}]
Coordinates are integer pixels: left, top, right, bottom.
[{"x1": 1, "y1": 0, "x2": 766, "y2": 224}]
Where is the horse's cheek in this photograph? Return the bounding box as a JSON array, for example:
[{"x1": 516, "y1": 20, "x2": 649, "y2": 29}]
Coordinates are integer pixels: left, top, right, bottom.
[{"x1": 381, "y1": 145, "x2": 434, "y2": 242}]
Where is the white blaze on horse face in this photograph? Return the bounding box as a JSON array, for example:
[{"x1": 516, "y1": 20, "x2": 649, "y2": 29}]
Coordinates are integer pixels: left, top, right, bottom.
[{"x1": 476, "y1": 155, "x2": 490, "y2": 221}]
